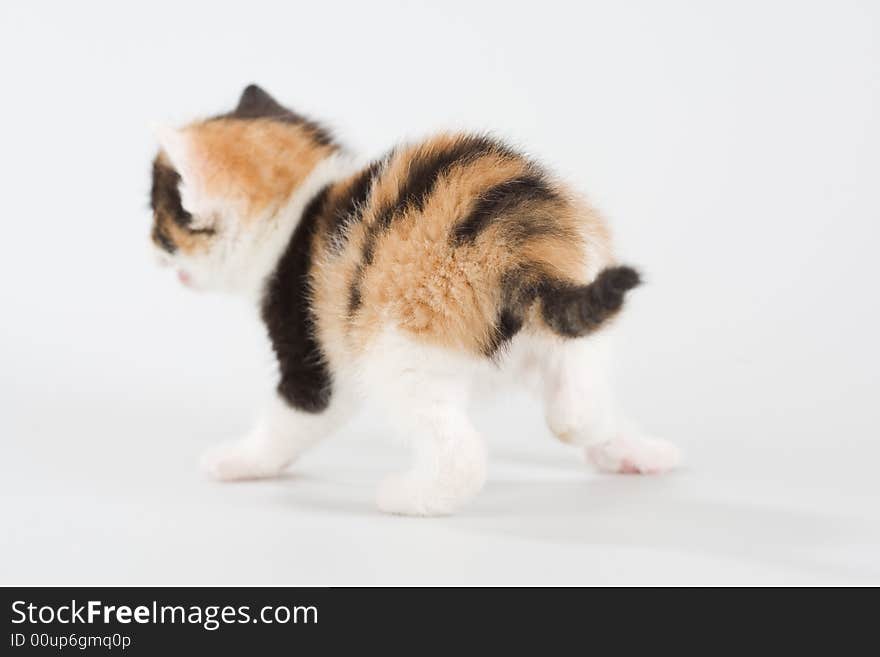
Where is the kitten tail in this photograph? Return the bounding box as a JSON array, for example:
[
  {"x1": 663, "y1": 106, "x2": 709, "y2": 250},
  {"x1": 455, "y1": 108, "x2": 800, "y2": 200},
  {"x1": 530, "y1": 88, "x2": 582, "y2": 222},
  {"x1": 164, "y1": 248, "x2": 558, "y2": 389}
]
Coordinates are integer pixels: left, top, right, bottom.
[{"x1": 539, "y1": 266, "x2": 641, "y2": 337}]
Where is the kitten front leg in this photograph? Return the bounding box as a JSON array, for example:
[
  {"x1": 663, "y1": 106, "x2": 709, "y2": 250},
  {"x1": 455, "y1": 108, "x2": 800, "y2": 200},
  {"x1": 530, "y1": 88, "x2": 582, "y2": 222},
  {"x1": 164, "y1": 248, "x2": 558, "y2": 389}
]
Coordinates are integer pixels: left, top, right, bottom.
[{"x1": 201, "y1": 393, "x2": 347, "y2": 481}]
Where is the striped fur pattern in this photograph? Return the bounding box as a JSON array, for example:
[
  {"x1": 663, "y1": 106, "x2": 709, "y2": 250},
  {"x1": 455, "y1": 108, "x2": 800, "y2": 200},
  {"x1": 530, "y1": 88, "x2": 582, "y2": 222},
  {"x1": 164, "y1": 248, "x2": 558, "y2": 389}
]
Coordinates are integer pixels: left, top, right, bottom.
[
  {"x1": 309, "y1": 133, "x2": 627, "y2": 363},
  {"x1": 149, "y1": 85, "x2": 678, "y2": 516}
]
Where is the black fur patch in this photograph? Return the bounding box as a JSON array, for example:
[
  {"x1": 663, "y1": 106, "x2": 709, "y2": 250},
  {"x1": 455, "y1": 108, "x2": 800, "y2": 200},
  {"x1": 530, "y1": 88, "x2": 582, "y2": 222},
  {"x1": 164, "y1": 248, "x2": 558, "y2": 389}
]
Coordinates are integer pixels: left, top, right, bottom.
[
  {"x1": 539, "y1": 266, "x2": 641, "y2": 337},
  {"x1": 324, "y1": 159, "x2": 384, "y2": 252},
  {"x1": 261, "y1": 187, "x2": 334, "y2": 413},
  {"x1": 220, "y1": 84, "x2": 336, "y2": 148},
  {"x1": 149, "y1": 159, "x2": 218, "y2": 252},
  {"x1": 361, "y1": 230, "x2": 378, "y2": 267},
  {"x1": 345, "y1": 242, "x2": 370, "y2": 315},
  {"x1": 149, "y1": 160, "x2": 196, "y2": 253},
  {"x1": 483, "y1": 308, "x2": 525, "y2": 358},
  {"x1": 480, "y1": 267, "x2": 542, "y2": 356},
  {"x1": 150, "y1": 161, "x2": 192, "y2": 227},
  {"x1": 151, "y1": 220, "x2": 176, "y2": 254},
  {"x1": 347, "y1": 284, "x2": 362, "y2": 316},
  {"x1": 452, "y1": 174, "x2": 557, "y2": 244}
]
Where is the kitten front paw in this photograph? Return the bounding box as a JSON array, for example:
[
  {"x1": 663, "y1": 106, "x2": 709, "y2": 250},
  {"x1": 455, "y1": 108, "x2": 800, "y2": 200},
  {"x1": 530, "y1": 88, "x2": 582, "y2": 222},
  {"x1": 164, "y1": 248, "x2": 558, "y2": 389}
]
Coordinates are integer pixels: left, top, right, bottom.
[
  {"x1": 586, "y1": 433, "x2": 681, "y2": 475},
  {"x1": 376, "y1": 469, "x2": 485, "y2": 517},
  {"x1": 200, "y1": 442, "x2": 290, "y2": 481}
]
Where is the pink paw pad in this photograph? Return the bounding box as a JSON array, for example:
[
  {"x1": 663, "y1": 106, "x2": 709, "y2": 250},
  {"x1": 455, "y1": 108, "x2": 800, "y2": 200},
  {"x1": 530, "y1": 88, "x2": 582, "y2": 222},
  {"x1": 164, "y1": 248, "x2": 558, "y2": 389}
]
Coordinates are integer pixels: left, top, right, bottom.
[
  {"x1": 618, "y1": 458, "x2": 641, "y2": 474},
  {"x1": 586, "y1": 435, "x2": 681, "y2": 475}
]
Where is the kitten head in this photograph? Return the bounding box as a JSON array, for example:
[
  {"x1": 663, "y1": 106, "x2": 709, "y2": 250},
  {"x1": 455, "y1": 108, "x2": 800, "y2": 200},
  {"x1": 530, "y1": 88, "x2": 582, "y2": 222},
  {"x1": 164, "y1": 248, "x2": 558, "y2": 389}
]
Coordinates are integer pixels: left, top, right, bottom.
[{"x1": 149, "y1": 84, "x2": 339, "y2": 295}]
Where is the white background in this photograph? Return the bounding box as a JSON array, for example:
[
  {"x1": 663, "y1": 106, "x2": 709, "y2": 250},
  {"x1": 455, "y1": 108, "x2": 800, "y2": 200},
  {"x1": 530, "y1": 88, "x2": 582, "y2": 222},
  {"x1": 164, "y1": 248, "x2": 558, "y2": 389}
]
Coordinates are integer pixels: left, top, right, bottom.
[{"x1": 1, "y1": 0, "x2": 878, "y2": 584}]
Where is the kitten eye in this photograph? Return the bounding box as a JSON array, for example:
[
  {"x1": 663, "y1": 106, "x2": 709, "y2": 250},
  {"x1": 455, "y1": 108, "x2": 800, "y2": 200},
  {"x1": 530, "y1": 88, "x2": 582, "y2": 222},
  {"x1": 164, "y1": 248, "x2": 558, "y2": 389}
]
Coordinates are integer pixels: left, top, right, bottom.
[{"x1": 186, "y1": 224, "x2": 216, "y2": 236}]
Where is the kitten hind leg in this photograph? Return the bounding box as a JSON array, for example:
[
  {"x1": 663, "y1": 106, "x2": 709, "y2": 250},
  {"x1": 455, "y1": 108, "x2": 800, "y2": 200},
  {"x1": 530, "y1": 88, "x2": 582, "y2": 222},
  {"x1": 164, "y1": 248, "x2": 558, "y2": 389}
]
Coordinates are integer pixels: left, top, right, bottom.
[
  {"x1": 375, "y1": 407, "x2": 487, "y2": 516},
  {"x1": 363, "y1": 330, "x2": 488, "y2": 516},
  {"x1": 540, "y1": 332, "x2": 681, "y2": 474},
  {"x1": 200, "y1": 393, "x2": 349, "y2": 481}
]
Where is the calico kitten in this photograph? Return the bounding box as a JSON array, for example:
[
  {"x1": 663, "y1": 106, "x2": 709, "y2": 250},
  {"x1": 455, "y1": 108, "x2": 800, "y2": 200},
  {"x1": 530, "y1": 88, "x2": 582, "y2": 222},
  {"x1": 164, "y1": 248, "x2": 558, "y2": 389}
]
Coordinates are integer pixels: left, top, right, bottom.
[{"x1": 149, "y1": 84, "x2": 680, "y2": 516}]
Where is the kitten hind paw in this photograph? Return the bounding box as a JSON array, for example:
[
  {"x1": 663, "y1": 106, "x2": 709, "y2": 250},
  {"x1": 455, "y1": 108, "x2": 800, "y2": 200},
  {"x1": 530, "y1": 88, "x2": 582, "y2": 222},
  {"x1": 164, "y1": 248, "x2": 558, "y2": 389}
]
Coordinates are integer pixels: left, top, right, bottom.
[
  {"x1": 586, "y1": 433, "x2": 681, "y2": 475},
  {"x1": 376, "y1": 468, "x2": 485, "y2": 517}
]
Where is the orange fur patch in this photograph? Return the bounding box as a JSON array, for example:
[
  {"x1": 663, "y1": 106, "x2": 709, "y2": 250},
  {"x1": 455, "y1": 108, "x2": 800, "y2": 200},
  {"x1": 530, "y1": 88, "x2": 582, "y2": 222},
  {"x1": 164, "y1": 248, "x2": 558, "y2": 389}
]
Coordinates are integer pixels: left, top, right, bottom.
[{"x1": 187, "y1": 118, "x2": 334, "y2": 219}]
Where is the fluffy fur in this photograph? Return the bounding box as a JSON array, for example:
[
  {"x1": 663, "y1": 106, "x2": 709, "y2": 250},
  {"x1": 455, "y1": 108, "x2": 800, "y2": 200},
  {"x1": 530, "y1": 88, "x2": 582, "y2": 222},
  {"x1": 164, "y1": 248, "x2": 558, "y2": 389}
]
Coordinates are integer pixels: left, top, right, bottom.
[{"x1": 150, "y1": 84, "x2": 680, "y2": 516}]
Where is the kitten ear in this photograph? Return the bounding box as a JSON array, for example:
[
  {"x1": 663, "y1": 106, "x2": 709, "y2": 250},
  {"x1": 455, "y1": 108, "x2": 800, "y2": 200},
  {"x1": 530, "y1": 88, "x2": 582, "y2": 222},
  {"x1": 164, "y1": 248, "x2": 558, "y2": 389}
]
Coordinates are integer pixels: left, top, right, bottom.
[
  {"x1": 233, "y1": 84, "x2": 297, "y2": 120},
  {"x1": 152, "y1": 124, "x2": 215, "y2": 229},
  {"x1": 153, "y1": 124, "x2": 190, "y2": 172},
  {"x1": 152, "y1": 124, "x2": 206, "y2": 193}
]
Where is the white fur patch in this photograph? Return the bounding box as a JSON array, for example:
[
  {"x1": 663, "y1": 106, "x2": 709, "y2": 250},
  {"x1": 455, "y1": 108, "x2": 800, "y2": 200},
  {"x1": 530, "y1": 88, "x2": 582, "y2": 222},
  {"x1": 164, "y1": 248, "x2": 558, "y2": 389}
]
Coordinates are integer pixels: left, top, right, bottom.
[
  {"x1": 356, "y1": 327, "x2": 488, "y2": 516},
  {"x1": 201, "y1": 322, "x2": 680, "y2": 514}
]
